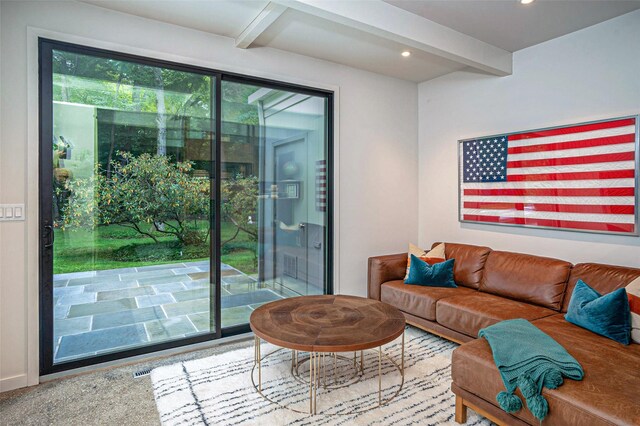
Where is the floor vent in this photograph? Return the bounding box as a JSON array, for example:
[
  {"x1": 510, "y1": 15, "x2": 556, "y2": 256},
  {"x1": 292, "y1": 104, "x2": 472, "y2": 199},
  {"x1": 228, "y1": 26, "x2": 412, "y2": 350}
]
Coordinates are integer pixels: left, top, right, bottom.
[{"x1": 133, "y1": 368, "x2": 152, "y2": 378}]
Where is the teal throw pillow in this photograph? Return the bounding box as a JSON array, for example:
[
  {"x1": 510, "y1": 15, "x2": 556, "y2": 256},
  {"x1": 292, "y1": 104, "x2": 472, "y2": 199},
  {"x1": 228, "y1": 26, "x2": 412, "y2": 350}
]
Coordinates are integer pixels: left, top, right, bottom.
[
  {"x1": 404, "y1": 254, "x2": 456, "y2": 288},
  {"x1": 564, "y1": 280, "x2": 631, "y2": 345}
]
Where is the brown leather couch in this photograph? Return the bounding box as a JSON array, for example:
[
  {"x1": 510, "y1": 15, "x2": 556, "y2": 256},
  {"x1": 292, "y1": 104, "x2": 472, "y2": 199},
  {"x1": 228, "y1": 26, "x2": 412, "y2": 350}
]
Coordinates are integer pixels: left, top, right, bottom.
[{"x1": 368, "y1": 243, "x2": 640, "y2": 426}]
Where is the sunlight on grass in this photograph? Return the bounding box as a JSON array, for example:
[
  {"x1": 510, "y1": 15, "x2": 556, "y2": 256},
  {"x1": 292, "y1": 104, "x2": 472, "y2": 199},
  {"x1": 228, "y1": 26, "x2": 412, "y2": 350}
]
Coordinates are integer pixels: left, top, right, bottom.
[{"x1": 54, "y1": 222, "x2": 256, "y2": 275}]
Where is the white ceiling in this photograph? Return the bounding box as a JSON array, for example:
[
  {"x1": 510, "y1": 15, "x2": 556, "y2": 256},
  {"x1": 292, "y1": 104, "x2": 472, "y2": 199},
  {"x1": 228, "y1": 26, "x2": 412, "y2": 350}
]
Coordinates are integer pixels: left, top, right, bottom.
[
  {"x1": 81, "y1": 0, "x2": 269, "y2": 38},
  {"x1": 79, "y1": 0, "x2": 640, "y2": 82},
  {"x1": 385, "y1": 0, "x2": 640, "y2": 52},
  {"x1": 253, "y1": 8, "x2": 466, "y2": 82}
]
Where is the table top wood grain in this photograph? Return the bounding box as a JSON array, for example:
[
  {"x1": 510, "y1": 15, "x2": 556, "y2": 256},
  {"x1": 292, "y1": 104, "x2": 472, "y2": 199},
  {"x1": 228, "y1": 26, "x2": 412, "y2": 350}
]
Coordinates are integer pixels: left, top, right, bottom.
[{"x1": 249, "y1": 295, "x2": 406, "y2": 352}]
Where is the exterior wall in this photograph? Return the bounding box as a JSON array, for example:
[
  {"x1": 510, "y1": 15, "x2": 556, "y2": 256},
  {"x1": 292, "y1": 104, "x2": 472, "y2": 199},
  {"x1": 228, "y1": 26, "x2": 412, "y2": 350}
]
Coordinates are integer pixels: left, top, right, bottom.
[
  {"x1": 418, "y1": 11, "x2": 640, "y2": 266},
  {"x1": 0, "y1": 1, "x2": 418, "y2": 390}
]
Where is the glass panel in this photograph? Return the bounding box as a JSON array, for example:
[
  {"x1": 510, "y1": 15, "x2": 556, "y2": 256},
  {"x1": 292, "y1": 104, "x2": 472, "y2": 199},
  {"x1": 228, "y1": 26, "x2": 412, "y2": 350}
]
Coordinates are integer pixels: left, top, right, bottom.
[
  {"x1": 51, "y1": 49, "x2": 214, "y2": 363},
  {"x1": 221, "y1": 81, "x2": 329, "y2": 327}
]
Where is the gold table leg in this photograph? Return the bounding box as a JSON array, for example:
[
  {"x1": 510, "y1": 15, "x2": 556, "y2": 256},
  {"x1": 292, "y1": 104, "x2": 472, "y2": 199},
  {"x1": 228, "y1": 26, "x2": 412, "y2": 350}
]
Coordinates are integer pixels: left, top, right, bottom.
[
  {"x1": 401, "y1": 330, "x2": 405, "y2": 377},
  {"x1": 309, "y1": 351, "x2": 314, "y2": 414},
  {"x1": 378, "y1": 345, "x2": 382, "y2": 405},
  {"x1": 252, "y1": 331, "x2": 406, "y2": 415},
  {"x1": 257, "y1": 337, "x2": 261, "y2": 392}
]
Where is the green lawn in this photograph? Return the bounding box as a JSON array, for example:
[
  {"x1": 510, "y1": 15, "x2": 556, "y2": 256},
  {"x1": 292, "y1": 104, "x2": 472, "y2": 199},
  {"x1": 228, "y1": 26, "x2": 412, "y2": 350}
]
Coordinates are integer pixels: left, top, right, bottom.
[{"x1": 54, "y1": 222, "x2": 257, "y2": 275}]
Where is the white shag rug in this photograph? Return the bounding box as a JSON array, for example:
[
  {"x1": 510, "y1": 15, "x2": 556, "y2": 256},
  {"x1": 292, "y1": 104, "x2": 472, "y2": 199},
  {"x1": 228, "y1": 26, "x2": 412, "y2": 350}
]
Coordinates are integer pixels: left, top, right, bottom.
[{"x1": 151, "y1": 327, "x2": 491, "y2": 426}]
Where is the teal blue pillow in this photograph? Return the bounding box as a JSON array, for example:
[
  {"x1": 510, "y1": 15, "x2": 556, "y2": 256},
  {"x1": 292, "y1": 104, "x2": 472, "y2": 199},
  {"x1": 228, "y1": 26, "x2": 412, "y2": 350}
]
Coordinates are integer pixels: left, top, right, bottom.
[
  {"x1": 564, "y1": 280, "x2": 631, "y2": 345},
  {"x1": 404, "y1": 254, "x2": 456, "y2": 288}
]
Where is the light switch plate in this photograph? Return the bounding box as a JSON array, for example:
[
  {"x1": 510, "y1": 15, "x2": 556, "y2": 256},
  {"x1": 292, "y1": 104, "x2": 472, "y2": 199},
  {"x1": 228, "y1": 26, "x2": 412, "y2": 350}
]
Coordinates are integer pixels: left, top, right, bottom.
[{"x1": 0, "y1": 204, "x2": 26, "y2": 221}]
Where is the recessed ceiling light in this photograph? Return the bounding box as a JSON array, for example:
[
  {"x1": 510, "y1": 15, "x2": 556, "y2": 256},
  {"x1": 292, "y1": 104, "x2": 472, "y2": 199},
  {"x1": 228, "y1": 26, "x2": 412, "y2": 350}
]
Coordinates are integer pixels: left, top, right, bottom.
[
  {"x1": 520, "y1": 0, "x2": 535, "y2": 4},
  {"x1": 401, "y1": 51, "x2": 411, "y2": 57}
]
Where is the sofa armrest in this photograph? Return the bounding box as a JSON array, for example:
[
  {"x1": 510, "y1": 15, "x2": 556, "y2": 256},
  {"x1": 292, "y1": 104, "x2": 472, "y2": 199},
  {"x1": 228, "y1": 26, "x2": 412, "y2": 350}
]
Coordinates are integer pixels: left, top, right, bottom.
[{"x1": 367, "y1": 253, "x2": 407, "y2": 301}]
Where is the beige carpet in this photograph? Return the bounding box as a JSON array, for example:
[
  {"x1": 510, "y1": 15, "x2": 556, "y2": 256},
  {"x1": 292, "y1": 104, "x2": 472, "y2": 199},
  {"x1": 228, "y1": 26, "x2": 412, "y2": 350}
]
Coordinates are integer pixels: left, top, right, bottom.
[{"x1": 152, "y1": 328, "x2": 491, "y2": 425}]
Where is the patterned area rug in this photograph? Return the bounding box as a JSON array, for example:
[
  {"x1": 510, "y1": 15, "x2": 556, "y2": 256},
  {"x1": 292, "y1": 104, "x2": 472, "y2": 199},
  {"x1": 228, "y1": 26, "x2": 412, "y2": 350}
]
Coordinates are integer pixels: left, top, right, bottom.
[{"x1": 151, "y1": 327, "x2": 491, "y2": 425}]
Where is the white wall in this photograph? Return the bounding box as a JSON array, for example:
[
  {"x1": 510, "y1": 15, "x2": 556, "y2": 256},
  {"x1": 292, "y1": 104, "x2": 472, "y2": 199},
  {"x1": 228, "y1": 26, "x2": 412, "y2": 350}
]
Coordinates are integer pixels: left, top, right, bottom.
[
  {"x1": 0, "y1": 0, "x2": 418, "y2": 390},
  {"x1": 418, "y1": 10, "x2": 640, "y2": 266}
]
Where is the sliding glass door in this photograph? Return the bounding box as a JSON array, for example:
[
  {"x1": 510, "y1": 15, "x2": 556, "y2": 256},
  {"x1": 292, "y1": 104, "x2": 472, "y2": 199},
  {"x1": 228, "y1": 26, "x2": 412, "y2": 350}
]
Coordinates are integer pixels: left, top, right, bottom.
[
  {"x1": 39, "y1": 39, "x2": 332, "y2": 374},
  {"x1": 220, "y1": 80, "x2": 330, "y2": 328}
]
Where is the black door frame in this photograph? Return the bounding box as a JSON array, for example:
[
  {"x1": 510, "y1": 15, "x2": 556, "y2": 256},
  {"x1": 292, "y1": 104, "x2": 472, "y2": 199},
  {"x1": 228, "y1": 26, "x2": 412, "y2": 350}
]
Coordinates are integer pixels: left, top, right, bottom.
[{"x1": 38, "y1": 38, "x2": 334, "y2": 375}]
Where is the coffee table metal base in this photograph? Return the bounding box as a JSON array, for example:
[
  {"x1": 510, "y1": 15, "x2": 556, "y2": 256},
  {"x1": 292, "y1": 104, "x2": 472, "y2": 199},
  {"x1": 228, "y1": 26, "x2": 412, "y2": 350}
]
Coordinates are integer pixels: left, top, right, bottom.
[{"x1": 251, "y1": 332, "x2": 405, "y2": 415}]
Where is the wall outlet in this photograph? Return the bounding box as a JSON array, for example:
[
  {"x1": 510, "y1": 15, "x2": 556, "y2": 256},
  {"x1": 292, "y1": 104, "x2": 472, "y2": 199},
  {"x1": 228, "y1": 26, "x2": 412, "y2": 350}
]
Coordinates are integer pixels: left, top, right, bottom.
[{"x1": 0, "y1": 204, "x2": 26, "y2": 221}]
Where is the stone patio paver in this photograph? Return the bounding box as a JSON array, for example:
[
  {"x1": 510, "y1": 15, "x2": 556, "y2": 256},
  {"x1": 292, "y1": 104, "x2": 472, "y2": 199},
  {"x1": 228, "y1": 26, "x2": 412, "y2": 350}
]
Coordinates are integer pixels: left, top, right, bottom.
[
  {"x1": 137, "y1": 274, "x2": 191, "y2": 286},
  {"x1": 83, "y1": 280, "x2": 138, "y2": 293},
  {"x1": 136, "y1": 293, "x2": 175, "y2": 308},
  {"x1": 162, "y1": 298, "x2": 209, "y2": 318},
  {"x1": 55, "y1": 270, "x2": 96, "y2": 280},
  {"x1": 54, "y1": 305, "x2": 70, "y2": 320},
  {"x1": 187, "y1": 312, "x2": 211, "y2": 332},
  {"x1": 221, "y1": 306, "x2": 253, "y2": 327},
  {"x1": 187, "y1": 272, "x2": 208, "y2": 280},
  {"x1": 67, "y1": 275, "x2": 118, "y2": 287},
  {"x1": 51, "y1": 261, "x2": 312, "y2": 363},
  {"x1": 56, "y1": 324, "x2": 148, "y2": 360},
  {"x1": 172, "y1": 288, "x2": 210, "y2": 302},
  {"x1": 91, "y1": 306, "x2": 166, "y2": 330},
  {"x1": 54, "y1": 317, "x2": 92, "y2": 337},
  {"x1": 144, "y1": 316, "x2": 197, "y2": 342},
  {"x1": 172, "y1": 267, "x2": 201, "y2": 274},
  {"x1": 96, "y1": 286, "x2": 155, "y2": 301},
  {"x1": 57, "y1": 293, "x2": 97, "y2": 306},
  {"x1": 68, "y1": 297, "x2": 138, "y2": 318},
  {"x1": 52, "y1": 286, "x2": 84, "y2": 297},
  {"x1": 152, "y1": 282, "x2": 187, "y2": 294},
  {"x1": 183, "y1": 279, "x2": 209, "y2": 290},
  {"x1": 95, "y1": 267, "x2": 137, "y2": 276},
  {"x1": 136, "y1": 263, "x2": 187, "y2": 272},
  {"x1": 119, "y1": 269, "x2": 175, "y2": 281}
]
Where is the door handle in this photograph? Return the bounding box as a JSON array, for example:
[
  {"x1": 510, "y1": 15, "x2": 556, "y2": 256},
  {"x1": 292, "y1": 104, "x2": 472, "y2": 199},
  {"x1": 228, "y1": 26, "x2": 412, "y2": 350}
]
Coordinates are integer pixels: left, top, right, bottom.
[{"x1": 43, "y1": 225, "x2": 54, "y2": 249}]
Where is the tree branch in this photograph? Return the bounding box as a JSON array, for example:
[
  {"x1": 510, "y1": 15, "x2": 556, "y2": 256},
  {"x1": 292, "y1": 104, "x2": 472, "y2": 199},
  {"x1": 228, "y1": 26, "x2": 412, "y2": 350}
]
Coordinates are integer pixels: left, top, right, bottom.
[{"x1": 117, "y1": 222, "x2": 159, "y2": 243}]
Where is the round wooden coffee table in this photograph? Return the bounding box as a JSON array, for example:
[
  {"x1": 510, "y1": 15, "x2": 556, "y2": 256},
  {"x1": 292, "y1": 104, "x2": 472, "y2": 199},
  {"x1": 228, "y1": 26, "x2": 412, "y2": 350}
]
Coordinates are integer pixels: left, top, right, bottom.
[{"x1": 249, "y1": 295, "x2": 406, "y2": 414}]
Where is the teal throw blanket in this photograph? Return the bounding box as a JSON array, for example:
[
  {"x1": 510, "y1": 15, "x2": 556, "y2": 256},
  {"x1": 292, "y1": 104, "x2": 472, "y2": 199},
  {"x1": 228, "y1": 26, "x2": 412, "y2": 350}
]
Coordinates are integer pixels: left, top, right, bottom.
[{"x1": 478, "y1": 319, "x2": 584, "y2": 421}]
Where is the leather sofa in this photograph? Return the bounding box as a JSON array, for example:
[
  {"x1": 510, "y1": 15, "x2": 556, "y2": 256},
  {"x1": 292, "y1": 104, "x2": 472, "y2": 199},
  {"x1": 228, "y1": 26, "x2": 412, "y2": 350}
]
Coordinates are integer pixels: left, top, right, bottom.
[{"x1": 367, "y1": 242, "x2": 640, "y2": 426}]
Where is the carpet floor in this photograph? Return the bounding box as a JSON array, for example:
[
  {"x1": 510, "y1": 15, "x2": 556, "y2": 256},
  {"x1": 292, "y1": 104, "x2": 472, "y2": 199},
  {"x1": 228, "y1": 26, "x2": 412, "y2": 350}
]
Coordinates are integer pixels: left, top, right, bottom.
[{"x1": 151, "y1": 327, "x2": 491, "y2": 426}]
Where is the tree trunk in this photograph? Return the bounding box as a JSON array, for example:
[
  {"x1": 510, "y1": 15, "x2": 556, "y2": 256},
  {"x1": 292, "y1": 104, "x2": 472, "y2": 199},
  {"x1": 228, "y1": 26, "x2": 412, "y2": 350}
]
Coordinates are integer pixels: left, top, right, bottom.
[{"x1": 154, "y1": 68, "x2": 167, "y2": 156}]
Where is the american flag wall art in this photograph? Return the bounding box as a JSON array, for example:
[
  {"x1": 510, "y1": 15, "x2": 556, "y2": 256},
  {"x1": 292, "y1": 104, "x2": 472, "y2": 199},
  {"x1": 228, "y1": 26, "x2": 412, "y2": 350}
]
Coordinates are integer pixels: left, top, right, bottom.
[{"x1": 459, "y1": 116, "x2": 639, "y2": 235}]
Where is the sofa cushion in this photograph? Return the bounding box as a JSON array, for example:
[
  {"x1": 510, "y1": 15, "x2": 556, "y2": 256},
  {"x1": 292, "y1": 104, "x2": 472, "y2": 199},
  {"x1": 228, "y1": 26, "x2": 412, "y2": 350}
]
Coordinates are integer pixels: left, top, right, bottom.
[
  {"x1": 452, "y1": 314, "x2": 640, "y2": 425},
  {"x1": 404, "y1": 243, "x2": 445, "y2": 279},
  {"x1": 405, "y1": 256, "x2": 456, "y2": 288},
  {"x1": 563, "y1": 262, "x2": 640, "y2": 312},
  {"x1": 628, "y1": 277, "x2": 640, "y2": 343},
  {"x1": 380, "y1": 280, "x2": 475, "y2": 321},
  {"x1": 436, "y1": 292, "x2": 555, "y2": 337},
  {"x1": 565, "y1": 280, "x2": 631, "y2": 345},
  {"x1": 479, "y1": 250, "x2": 571, "y2": 310},
  {"x1": 432, "y1": 242, "x2": 491, "y2": 289}
]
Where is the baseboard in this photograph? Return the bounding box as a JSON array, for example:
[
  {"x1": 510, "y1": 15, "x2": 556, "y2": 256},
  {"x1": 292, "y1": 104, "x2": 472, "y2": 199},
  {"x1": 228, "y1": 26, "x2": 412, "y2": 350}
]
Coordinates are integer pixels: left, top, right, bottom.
[{"x1": 0, "y1": 374, "x2": 29, "y2": 393}]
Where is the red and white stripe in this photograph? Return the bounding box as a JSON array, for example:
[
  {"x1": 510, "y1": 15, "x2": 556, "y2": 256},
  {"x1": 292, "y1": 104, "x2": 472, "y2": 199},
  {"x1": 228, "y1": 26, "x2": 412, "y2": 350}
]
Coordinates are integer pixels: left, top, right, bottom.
[{"x1": 460, "y1": 117, "x2": 638, "y2": 234}]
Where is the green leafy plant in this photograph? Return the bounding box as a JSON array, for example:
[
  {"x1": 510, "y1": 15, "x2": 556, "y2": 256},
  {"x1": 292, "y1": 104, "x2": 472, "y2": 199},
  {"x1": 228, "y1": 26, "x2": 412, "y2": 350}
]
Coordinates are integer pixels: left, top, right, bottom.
[
  {"x1": 62, "y1": 152, "x2": 210, "y2": 246},
  {"x1": 221, "y1": 174, "x2": 259, "y2": 268},
  {"x1": 221, "y1": 174, "x2": 258, "y2": 242}
]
